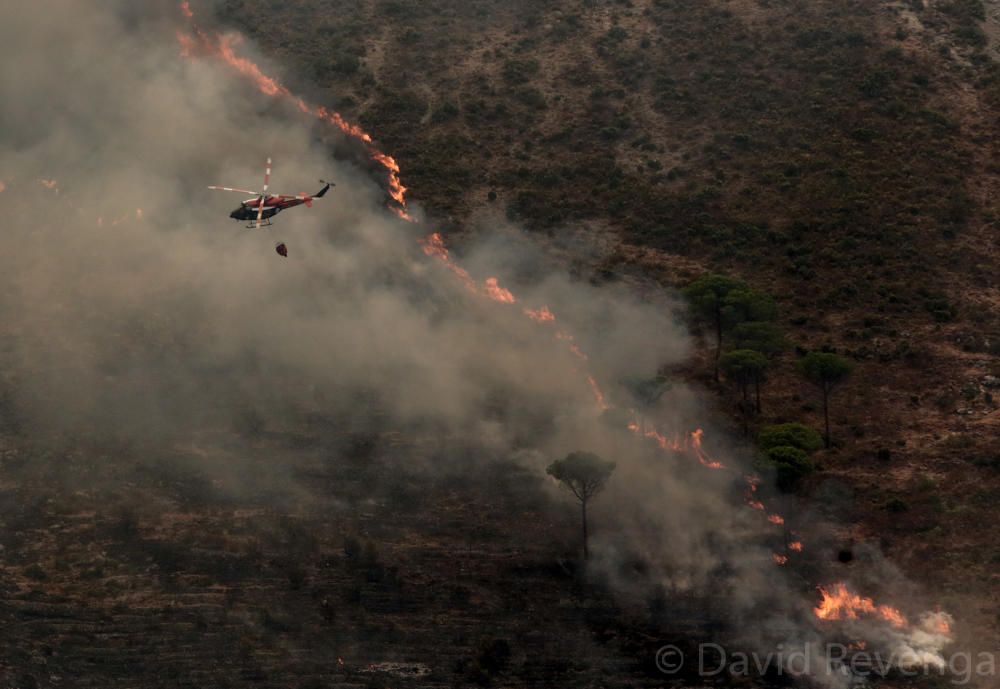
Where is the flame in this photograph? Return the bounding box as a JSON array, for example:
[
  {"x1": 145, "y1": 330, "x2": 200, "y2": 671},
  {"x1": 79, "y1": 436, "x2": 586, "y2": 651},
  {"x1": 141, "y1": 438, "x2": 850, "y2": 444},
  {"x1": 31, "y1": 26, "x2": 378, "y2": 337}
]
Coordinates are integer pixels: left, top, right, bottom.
[
  {"x1": 814, "y1": 583, "x2": 908, "y2": 628},
  {"x1": 419, "y1": 233, "x2": 477, "y2": 293},
  {"x1": 0, "y1": 181, "x2": 6, "y2": 193},
  {"x1": 789, "y1": 541, "x2": 803, "y2": 552},
  {"x1": 136, "y1": 208, "x2": 144, "y2": 221},
  {"x1": 484, "y1": 277, "x2": 516, "y2": 304},
  {"x1": 691, "y1": 428, "x2": 724, "y2": 469},
  {"x1": 768, "y1": 514, "x2": 785, "y2": 525},
  {"x1": 180, "y1": 0, "x2": 193, "y2": 18},
  {"x1": 420, "y1": 234, "x2": 520, "y2": 304},
  {"x1": 642, "y1": 427, "x2": 684, "y2": 452},
  {"x1": 588, "y1": 375, "x2": 610, "y2": 411},
  {"x1": 772, "y1": 554, "x2": 788, "y2": 565},
  {"x1": 524, "y1": 306, "x2": 555, "y2": 323},
  {"x1": 555, "y1": 331, "x2": 588, "y2": 361},
  {"x1": 215, "y1": 34, "x2": 288, "y2": 97},
  {"x1": 39, "y1": 179, "x2": 59, "y2": 192},
  {"x1": 925, "y1": 612, "x2": 951, "y2": 636}
]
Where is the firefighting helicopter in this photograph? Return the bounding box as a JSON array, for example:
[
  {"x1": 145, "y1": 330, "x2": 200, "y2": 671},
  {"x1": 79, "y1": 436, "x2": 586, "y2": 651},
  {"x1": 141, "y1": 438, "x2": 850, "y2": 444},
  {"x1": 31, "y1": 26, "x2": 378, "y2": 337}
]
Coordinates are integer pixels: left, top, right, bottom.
[{"x1": 209, "y1": 158, "x2": 333, "y2": 257}]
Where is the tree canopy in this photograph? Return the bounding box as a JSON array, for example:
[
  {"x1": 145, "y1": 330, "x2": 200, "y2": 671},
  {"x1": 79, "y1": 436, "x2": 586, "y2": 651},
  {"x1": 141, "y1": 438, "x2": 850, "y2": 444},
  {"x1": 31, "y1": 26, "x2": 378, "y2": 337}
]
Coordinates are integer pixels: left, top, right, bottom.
[
  {"x1": 798, "y1": 352, "x2": 854, "y2": 389},
  {"x1": 758, "y1": 423, "x2": 824, "y2": 453},
  {"x1": 547, "y1": 451, "x2": 616, "y2": 502}
]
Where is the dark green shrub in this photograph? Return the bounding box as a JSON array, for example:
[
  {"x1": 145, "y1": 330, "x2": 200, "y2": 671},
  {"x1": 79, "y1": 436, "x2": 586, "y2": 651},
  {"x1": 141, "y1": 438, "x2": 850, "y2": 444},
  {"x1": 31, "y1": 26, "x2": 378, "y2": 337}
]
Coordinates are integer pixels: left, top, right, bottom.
[
  {"x1": 761, "y1": 445, "x2": 815, "y2": 492},
  {"x1": 758, "y1": 423, "x2": 824, "y2": 453}
]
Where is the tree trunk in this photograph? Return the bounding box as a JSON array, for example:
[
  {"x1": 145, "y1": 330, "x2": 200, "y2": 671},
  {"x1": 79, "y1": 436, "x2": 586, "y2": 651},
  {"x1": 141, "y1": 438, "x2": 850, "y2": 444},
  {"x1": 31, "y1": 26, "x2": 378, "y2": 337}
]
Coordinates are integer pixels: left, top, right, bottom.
[
  {"x1": 713, "y1": 305, "x2": 723, "y2": 383},
  {"x1": 754, "y1": 376, "x2": 762, "y2": 414},
  {"x1": 822, "y1": 383, "x2": 831, "y2": 448},
  {"x1": 581, "y1": 498, "x2": 589, "y2": 561}
]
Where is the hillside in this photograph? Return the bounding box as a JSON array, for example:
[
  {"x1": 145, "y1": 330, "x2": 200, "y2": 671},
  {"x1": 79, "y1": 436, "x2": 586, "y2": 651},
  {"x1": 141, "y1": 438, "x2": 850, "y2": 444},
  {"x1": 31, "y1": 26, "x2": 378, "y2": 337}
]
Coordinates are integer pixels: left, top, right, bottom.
[
  {"x1": 0, "y1": 2, "x2": 998, "y2": 688},
  {"x1": 220, "y1": 0, "x2": 1000, "y2": 644}
]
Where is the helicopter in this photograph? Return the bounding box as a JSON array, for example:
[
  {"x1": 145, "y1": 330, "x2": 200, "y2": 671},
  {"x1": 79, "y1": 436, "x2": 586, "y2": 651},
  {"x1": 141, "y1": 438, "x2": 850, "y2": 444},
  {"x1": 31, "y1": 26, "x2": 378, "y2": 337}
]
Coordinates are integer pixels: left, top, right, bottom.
[{"x1": 209, "y1": 158, "x2": 333, "y2": 256}]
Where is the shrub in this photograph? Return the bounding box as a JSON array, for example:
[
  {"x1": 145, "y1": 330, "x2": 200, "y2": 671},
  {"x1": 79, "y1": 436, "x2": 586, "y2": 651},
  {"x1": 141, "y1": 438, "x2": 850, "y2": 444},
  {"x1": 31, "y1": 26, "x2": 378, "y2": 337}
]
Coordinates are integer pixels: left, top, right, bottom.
[
  {"x1": 502, "y1": 59, "x2": 540, "y2": 85},
  {"x1": 761, "y1": 445, "x2": 815, "y2": 492},
  {"x1": 758, "y1": 423, "x2": 824, "y2": 453}
]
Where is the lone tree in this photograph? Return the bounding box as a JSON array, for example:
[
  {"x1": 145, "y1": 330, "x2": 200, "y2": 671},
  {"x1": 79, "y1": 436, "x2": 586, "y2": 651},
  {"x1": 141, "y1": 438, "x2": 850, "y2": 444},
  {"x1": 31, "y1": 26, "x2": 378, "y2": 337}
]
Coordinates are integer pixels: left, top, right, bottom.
[
  {"x1": 546, "y1": 451, "x2": 616, "y2": 560},
  {"x1": 798, "y1": 352, "x2": 854, "y2": 448}
]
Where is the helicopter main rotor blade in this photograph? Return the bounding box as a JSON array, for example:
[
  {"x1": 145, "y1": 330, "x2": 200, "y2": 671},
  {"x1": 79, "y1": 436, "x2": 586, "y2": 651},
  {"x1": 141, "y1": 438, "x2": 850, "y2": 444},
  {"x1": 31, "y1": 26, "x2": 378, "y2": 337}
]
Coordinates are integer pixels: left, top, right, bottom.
[
  {"x1": 256, "y1": 157, "x2": 271, "y2": 229},
  {"x1": 208, "y1": 186, "x2": 259, "y2": 195}
]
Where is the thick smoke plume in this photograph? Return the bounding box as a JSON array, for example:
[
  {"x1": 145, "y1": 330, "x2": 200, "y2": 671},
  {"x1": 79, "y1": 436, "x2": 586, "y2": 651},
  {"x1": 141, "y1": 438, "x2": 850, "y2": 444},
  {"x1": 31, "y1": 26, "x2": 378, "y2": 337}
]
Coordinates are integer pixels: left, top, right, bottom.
[{"x1": 0, "y1": 2, "x2": 959, "y2": 685}]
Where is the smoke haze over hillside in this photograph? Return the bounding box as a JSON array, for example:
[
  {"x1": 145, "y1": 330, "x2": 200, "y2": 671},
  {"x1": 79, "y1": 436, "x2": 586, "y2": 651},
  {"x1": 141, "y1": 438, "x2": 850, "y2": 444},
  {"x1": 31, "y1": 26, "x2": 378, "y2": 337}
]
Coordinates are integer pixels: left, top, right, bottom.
[{"x1": 0, "y1": 3, "x2": 963, "y2": 686}]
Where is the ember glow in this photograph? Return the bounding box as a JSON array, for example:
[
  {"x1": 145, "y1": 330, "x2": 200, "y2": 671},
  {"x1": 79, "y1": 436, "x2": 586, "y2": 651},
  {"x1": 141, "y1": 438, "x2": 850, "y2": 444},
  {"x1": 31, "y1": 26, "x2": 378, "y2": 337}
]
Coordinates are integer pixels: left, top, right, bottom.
[{"x1": 814, "y1": 583, "x2": 908, "y2": 629}]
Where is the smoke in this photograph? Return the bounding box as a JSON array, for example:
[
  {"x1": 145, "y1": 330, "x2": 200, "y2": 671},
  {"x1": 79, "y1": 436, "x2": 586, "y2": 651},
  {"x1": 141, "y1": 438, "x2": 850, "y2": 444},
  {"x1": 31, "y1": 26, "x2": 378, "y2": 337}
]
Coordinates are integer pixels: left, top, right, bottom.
[{"x1": 0, "y1": 2, "x2": 959, "y2": 685}]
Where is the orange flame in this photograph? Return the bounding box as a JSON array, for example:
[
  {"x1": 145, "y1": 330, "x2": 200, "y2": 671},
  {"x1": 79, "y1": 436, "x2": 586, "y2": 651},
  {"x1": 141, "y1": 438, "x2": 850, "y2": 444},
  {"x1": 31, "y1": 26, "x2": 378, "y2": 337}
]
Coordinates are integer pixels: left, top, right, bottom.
[
  {"x1": 419, "y1": 233, "x2": 477, "y2": 293},
  {"x1": 180, "y1": 1, "x2": 193, "y2": 18},
  {"x1": 691, "y1": 428, "x2": 724, "y2": 469},
  {"x1": 925, "y1": 613, "x2": 951, "y2": 636},
  {"x1": 39, "y1": 179, "x2": 59, "y2": 192},
  {"x1": 0, "y1": 181, "x2": 6, "y2": 193},
  {"x1": 484, "y1": 277, "x2": 516, "y2": 304},
  {"x1": 768, "y1": 514, "x2": 785, "y2": 525},
  {"x1": 814, "y1": 583, "x2": 908, "y2": 628},
  {"x1": 772, "y1": 554, "x2": 789, "y2": 566},
  {"x1": 789, "y1": 541, "x2": 803, "y2": 552},
  {"x1": 524, "y1": 306, "x2": 555, "y2": 323},
  {"x1": 588, "y1": 375, "x2": 610, "y2": 411}
]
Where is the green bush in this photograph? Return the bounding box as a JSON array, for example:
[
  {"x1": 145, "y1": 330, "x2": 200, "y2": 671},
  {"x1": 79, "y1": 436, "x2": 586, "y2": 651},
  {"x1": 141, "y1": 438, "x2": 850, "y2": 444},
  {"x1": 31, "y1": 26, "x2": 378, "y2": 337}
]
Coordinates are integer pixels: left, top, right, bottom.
[
  {"x1": 758, "y1": 423, "x2": 824, "y2": 453},
  {"x1": 761, "y1": 445, "x2": 815, "y2": 492}
]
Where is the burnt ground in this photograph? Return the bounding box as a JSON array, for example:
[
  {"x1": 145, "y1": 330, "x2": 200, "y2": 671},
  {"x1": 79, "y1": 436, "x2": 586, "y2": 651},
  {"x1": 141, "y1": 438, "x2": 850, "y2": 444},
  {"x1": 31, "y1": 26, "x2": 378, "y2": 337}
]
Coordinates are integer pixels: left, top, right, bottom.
[{"x1": 0, "y1": 417, "x2": 742, "y2": 689}]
